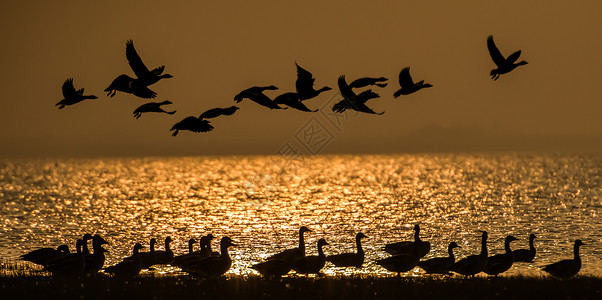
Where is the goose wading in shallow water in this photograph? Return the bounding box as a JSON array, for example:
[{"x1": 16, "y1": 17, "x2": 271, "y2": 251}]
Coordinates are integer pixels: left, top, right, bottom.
[
  {"x1": 393, "y1": 67, "x2": 432, "y2": 98},
  {"x1": 234, "y1": 85, "x2": 285, "y2": 110},
  {"x1": 104, "y1": 243, "x2": 145, "y2": 278},
  {"x1": 273, "y1": 92, "x2": 318, "y2": 112},
  {"x1": 56, "y1": 78, "x2": 98, "y2": 109},
  {"x1": 326, "y1": 232, "x2": 368, "y2": 268},
  {"x1": 295, "y1": 63, "x2": 331, "y2": 100},
  {"x1": 267, "y1": 226, "x2": 312, "y2": 262},
  {"x1": 487, "y1": 35, "x2": 528, "y2": 80},
  {"x1": 293, "y1": 238, "x2": 329, "y2": 275},
  {"x1": 180, "y1": 237, "x2": 236, "y2": 277},
  {"x1": 20, "y1": 244, "x2": 70, "y2": 267},
  {"x1": 133, "y1": 101, "x2": 176, "y2": 119},
  {"x1": 332, "y1": 75, "x2": 383, "y2": 115},
  {"x1": 484, "y1": 235, "x2": 517, "y2": 276},
  {"x1": 542, "y1": 239, "x2": 584, "y2": 278},
  {"x1": 385, "y1": 224, "x2": 430, "y2": 257},
  {"x1": 418, "y1": 242, "x2": 461, "y2": 274},
  {"x1": 452, "y1": 231, "x2": 488, "y2": 277},
  {"x1": 513, "y1": 234, "x2": 537, "y2": 263},
  {"x1": 349, "y1": 77, "x2": 388, "y2": 89}
]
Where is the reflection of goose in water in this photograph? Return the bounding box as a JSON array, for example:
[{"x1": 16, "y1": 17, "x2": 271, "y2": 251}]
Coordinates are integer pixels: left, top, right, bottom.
[
  {"x1": 349, "y1": 77, "x2": 388, "y2": 89},
  {"x1": 513, "y1": 234, "x2": 537, "y2": 263},
  {"x1": 273, "y1": 92, "x2": 318, "y2": 112},
  {"x1": 418, "y1": 242, "x2": 460, "y2": 274},
  {"x1": 295, "y1": 63, "x2": 331, "y2": 100},
  {"x1": 326, "y1": 233, "x2": 368, "y2": 268},
  {"x1": 293, "y1": 238, "x2": 329, "y2": 275},
  {"x1": 234, "y1": 86, "x2": 284, "y2": 109},
  {"x1": 542, "y1": 239, "x2": 584, "y2": 278},
  {"x1": 385, "y1": 224, "x2": 430, "y2": 257},
  {"x1": 452, "y1": 231, "x2": 488, "y2": 277},
  {"x1": 393, "y1": 67, "x2": 432, "y2": 98},
  {"x1": 484, "y1": 235, "x2": 517, "y2": 276},
  {"x1": 266, "y1": 226, "x2": 312, "y2": 262},
  {"x1": 56, "y1": 78, "x2": 98, "y2": 109},
  {"x1": 332, "y1": 75, "x2": 383, "y2": 115},
  {"x1": 133, "y1": 101, "x2": 176, "y2": 119},
  {"x1": 487, "y1": 35, "x2": 528, "y2": 80}
]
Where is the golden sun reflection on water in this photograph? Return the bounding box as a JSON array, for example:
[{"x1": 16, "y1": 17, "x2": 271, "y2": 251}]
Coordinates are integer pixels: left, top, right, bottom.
[{"x1": 0, "y1": 154, "x2": 601, "y2": 276}]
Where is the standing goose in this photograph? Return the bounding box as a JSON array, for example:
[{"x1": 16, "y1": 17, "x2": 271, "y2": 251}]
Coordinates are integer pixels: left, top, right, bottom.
[
  {"x1": 171, "y1": 238, "x2": 198, "y2": 267},
  {"x1": 152, "y1": 236, "x2": 174, "y2": 265},
  {"x1": 326, "y1": 233, "x2": 368, "y2": 268},
  {"x1": 293, "y1": 238, "x2": 329, "y2": 275},
  {"x1": 542, "y1": 240, "x2": 585, "y2": 278},
  {"x1": 181, "y1": 237, "x2": 236, "y2": 277},
  {"x1": 133, "y1": 101, "x2": 176, "y2": 119},
  {"x1": 485, "y1": 235, "x2": 518, "y2": 276},
  {"x1": 487, "y1": 35, "x2": 528, "y2": 80},
  {"x1": 349, "y1": 77, "x2": 388, "y2": 89},
  {"x1": 234, "y1": 86, "x2": 285, "y2": 110},
  {"x1": 273, "y1": 92, "x2": 318, "y2": 112},
  {"x1": 56, "y1": 78, "x2": 98, "y2": 109},
  {"x1": 266, "y1": 226, "x2": 312, "y2": 262},
  {"x1": 452, "y1": 231, "x2": 489, "y2": 277},
  {"x1": 20, "y1": 245, "x2": 70, "y2": 267},
  {"x1": 393, "y1": 67, "x2": 432, "y2": 98},
  {"x1": 252, "y1": 258, "x2": 294, "y2": 278},
  {"x1": 44, "y1": 239, "x2": 86, "y2": 277},
  {"x1": 125, "y1": 40, "x2": 173, "y2": 87},
  {"x1": 295, "y1": 63, "x2": 332, "y2": 100},
  {"x1": 105, "y1": 74, "x2": 157, "y2": 99},
  {"x1": 376, "y1": 241, "x2": 421, "y2": 276},
  {"x1": 385, "y1": 224, "x2": 430, "y2": 257},
  {"x1": 138, "y1": 238, "x2": 157, "y2": 269},
  {"x1": 104, "y1": 243, "x2": 145, "y2": 278},
  {"x1": 418, "y1": 242, "x2": 461, "y2": 274},
  {"x1": 513, "y1": 234, "x2": 537, "y2": 263},
  {"x1": 332, "y1": 75, "x2": 384, "y2": 115},
  {"x1": 84, "y1": 234, "x2": 109, "y2": 273},
  {"x1": 170, "y1": 116, "x2": 214, "y2": 136}
]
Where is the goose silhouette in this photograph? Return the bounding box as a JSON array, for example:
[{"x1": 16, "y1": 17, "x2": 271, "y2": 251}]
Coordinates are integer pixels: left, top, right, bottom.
[
  {"x1": 104, "y1": 243, "x2": 145, "y2": 278},
  {"x1": 418, "y1": 242, "x2": 460, "y2": 274},
  {"x1": 170, "y1": 116, "x2": 214, "y2": 136},
  {"x1": 20, "y1": 245, "x2": 70, "y2": 267},
  {"x1": 293, "y1": 238, "x2": 329, "y2": 275},
  {"x1": 484, "y1": 235, "x2": 517, "y2": 276},
  {"x1": 133, "y1": 101, "x2": 176, "y2": 119},
  {"x1": 199, "y1": 106, "x2": 239, "y2": 119},
  {"x1": 266, "y1": 226, "x2": 312, "y2": 262},
  {"x1": 84, "y1": 234, "x2": 109, "y2": 273},
  {"x1": 105, "y1": 74, "x2": 157, "y2": 99},
  {"x1": 125, "y1": 40, "x2": 173, "y2": 86},
  {"x1": 56, "y1": 78, "x2": 98, "y2": 109},
  {"x1": 349, "y1": 77, "x2": 388, "y2": 89},
  {"x1": 452, "y1": 231, "x2": 488, "y2": 277},
  {"x1": 542, "y1": 239, "x2": 584, "y2": 278},
  {"x1": 295, "y1": 63, "x2": 331, "y2": 100},
  {"x1": 234, "y1": 85, "x2": 285, "y2": 109},
  {"x1": 385, "y1": 224, "x2": 430, "y2": 257},
  {"x1": 513, "y1": 234, "x2": 537, "y2": 263},
  {"x1": 44, "y1": 239, "x2": 86, "y2": 277},
  {"x1": 332, "y1": 75, "x2": 383, "y2": 115},
  {"x1": 487, "y1": 35, "x2": 528, "y2": 80},
  {"x1": 273, "y1": 92, "x2": 318, "y2": 112},
  {"x1": 180, "y1": 237, "x2": 236, "y2": 277},
  {"x1": 326, "y1": 232, "x2": 368, "y2": 268},
  {"x1": 393, "y1": 67, "x2": 432, "y2": 98}
]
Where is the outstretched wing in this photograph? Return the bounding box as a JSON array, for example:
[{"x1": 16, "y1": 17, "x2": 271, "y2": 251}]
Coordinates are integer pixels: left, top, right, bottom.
[
  {"x1": 126, "y1": 40, "x2": 150, "y2": 79},
  {"x1": 337, "y1": 75, "x2": 356, "y2": 99},
  {"x1": 295, "y1": 63, "x2": 315, "y2": 94},
  {"x1": 354, "y1": 102, "x2": 384, "y2": 115},
  {"x1": 62, "y1": 78, "x2": 77, "y2": 98},
  {"x1": 506, "y1": 50, "x2": 522, "y2": 64},
  {"x1": 487, "y1": 35, "x2": 506, "y2": 67},
  {"x1": 132, "y1": 85, "x2": 157, "y2": 99},
  {"x1": 398, "y1": 67, "x2": 414, "y2": 88}
]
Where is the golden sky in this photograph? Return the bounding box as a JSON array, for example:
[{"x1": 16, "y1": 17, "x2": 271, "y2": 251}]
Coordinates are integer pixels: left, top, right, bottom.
[{"x1": 1, "y1": 1, "x2": 601, "y2": 157}]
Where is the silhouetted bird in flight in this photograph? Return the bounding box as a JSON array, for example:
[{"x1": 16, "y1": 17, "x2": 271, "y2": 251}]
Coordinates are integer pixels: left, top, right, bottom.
[
  {"x1": 295, "y1": 63, "x2": 332, "y2": 100},
  {"x1": 487, "y1": 35, "x2": 528, "y2": 80},
  {"x1": 105, "y1": 74, "x2": 157, "y2": 99},
  {"x1": 393, "y1": 67, "x2": 432, "y2": 98},
  {"x1": 273, "y1": 92, "x2": 318, "y2": 112},
  {"x1": 349, "y1": 77, "x2": 388, "y2": 89},
  {"x1": 234, "y1": 85, "x2": 285, "y2": 109},
  {"x1": 133, "y1": 101, "x2": 176, "y2": 119},
  {"x1": 170, "y1": 117, "x2": 214, "y2": 136},
  {"x1": 332, "y1": 75, "x2": 383, "y2": 115},
  {"x1": 199, "y1": 106, "x2": 239, "y2": 119},
  {"x1": 56, "y1": 78, "x2": 98, "y2": 109}
]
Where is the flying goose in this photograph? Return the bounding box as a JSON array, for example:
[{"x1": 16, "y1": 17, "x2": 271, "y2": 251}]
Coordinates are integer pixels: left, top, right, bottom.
[
  {"x1": 326, "y1": 232, "x2": 368, "y2": 268},
  {"x1": 295, "y1": 63, "x2": 331, "y2": 100},
  {"x1": 487, "y1": 35, "x2": 528, "y2": 80},
  {"x1": 234, "y1": 86, "x2": 285, "y2": 110},
  {"x1": 385, "y1": 224, "x2": 430, "y2": 257},
  {"x1": 20, "y1": 244, "x2": 70, "y2": 267},
  {"x1": 542, "y1": 240, "x2": 584, "y2": 278},
  {"x1": 418, "y1": 242, "x2": 461, "y2": 274},
  {"x1": 273, "y1": 92, "x2": 318, "y2": 112},
  {"x1": 56, "y1": 78, "x2": 98, "y2": 109},
  {"x1": 104, "y1": 243, "x2": 145, "y2": 278},
  {"x1": 332, "y1": 75, "x2": 383, "y2": 115},
  {"x1": 170, "y1": 116, "x2": 214, "y2": 136},
  {"x1": 104, "y1": 74, "x2": 157, "y2": 99},
  {"x1": 513, "y1": 234, "x2": 537, "y2": 263},
  {"x1": 485, "y1": 235, "x2": 518, "y2": 276},
  {"x1": 266, "y1": 226, "x2": 312, "y2": 262},
  {"x1": 293, "y1": 238, "x2": 329, "y2": 275},
  {"x1": 349, "y1": 77, "x2": 388, "y2": 89},
  {"x1": 133, "y1": 101, "x2": 176, "y2": 119},
  {"x1": 452, "y1": 231, "x2": 489, "y2": 277},
  {"x1": 125, "y1": 40, "x2": 173, "y2": 86},
  {"x1": 393, "y1": 67, "x2": 432, "y2": 98},
  {"x1": 199, "y1": 106, "x2": 239, "y2": 119}
]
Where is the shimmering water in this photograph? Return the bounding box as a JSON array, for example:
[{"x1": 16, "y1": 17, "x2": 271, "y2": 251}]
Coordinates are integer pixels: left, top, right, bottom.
[{"x1": 1, "y1": 154, "x2": 601, "y2": 276}]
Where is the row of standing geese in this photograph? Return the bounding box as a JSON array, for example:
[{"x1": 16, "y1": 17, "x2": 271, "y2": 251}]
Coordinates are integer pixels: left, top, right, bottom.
[
  {"x1": 20, "y1": 225, "x2": 583, "y2": 279},
  {"x1": 56, "y1": 36, "x2": 527, "y2": 136}
]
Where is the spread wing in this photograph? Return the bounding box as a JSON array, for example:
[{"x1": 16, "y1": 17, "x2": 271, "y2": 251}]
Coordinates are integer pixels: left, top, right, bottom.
[
  {"x1": 62, "y1": 78, "x2": 77, "y2": 98},
  {"x1": 398, "y1": 67, "x2": 414, "y2": 88},
  {"x1": 337, "y1": 75, "x2": 356, "y2": 99},
  {"x1": 295, "y1": 63, "x2": 315, "y2": 94},
  {"x1": 132, "y1": 85, "x2": 157, "y2": 99},
  {"x1": 506, "y1": 50, "x2": 522, "y2": 64},
  {"x1": 487, "y1": 35, "x2": 506, "y2": 67},
  {"x1": 126, "y1": 40, "x2": 150, "y2": 79}
]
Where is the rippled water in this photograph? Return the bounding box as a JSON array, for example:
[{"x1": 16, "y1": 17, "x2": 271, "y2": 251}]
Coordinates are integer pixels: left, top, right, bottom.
[{"x1": 1, "y1": 154, "x2": 601, "y2": 276}]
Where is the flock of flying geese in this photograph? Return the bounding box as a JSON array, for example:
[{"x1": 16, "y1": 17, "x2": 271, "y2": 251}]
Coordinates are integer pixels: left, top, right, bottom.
[
  {"x1": 20, "y1": 225, "x2": 584, "y2": 279},
  {"x1": 55, "y1": 35, "x2": 527, "y2": 136}
]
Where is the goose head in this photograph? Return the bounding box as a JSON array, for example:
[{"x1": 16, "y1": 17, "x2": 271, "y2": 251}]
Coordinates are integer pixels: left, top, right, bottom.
[
  {"x1": 206, "y1": 234, "x2": 216, "y2": 241},
  {"x1": 506, "y1": 235, "x2": 518, "y2": 244},
  {"x1": 299, "y1": 226, "x2": 312, "y2": 234},
  {"x1": 221, "y1": 237, "x2": 237, "y2": 248},
  {"x1": 529, "y1": 234, "x2": 537, "y2": 241},
  {"x1": 575, "y1": 240, "x2": 585, "y2": 247},
  {"x1": 263, "y1": 85, "x2": 278, "y2": 91},
  {"x1": 161, "y1": 100, "x2": 173, "y2": 105},
  {"x1": 160, "y1": 74, "x2": 173, "y2": 79},
  {"x1": 165, "y1": 236, "x2": 173, "y2": 245},
  {"x1": 83, "y1": 234, "x2": 93, "y2": 241},
  {"x1": 516, "y1": 61, "x2": 528, "y2": 66},
  {"x1": 133, "y1": 243, "x2": 144, "y2": 254},
  {"x1": 93, "y1": 234, "x2": 108, "y2": 245},
  {"x1": 449, "y1": 242, "x2": 461, "y2": 249},
  {"x1": 356, "y1": 232, "x2": 368, "y2": 240},
  {"x1": 317, "y1": 238, "x2": 329, "y2": 247}
]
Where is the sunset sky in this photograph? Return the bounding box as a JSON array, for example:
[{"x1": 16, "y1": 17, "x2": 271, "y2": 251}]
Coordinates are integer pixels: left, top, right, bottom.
[{"x1": 1, "y1": 1, "x2": 601, "y2": 157}]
